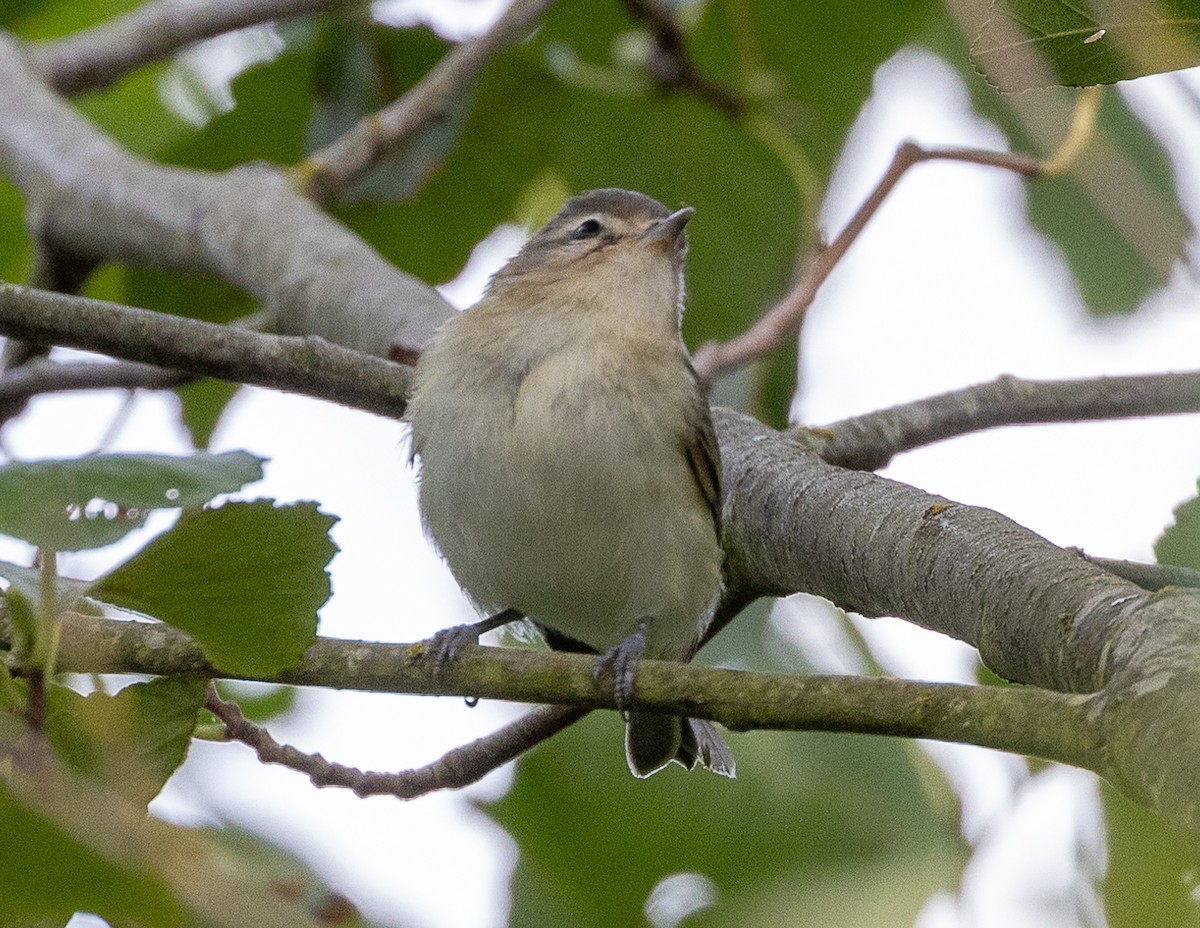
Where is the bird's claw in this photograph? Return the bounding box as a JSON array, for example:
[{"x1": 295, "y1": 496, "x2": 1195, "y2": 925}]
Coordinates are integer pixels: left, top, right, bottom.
[{"x1": 593, "y1": 619, "x2": 650, "y2": 711}]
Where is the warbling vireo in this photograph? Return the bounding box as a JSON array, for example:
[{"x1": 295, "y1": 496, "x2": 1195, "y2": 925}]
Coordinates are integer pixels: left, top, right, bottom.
[{"x1": 407, "y1": 188, "x2": 734, "y2": 778}]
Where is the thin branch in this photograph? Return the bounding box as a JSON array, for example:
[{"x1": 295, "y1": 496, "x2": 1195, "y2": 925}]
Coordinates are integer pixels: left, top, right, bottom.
[
  {"x1": 297, "y1": 0, "x2": 560, "y2": 204},
  {"x1": 7, "y1": 611, "x2": 1102, "y2": 774},
  {"x1": 0, "y1": 284, "x2": 410, "y2": 418},
  {"x1": 619, "y1": 0, "x2": 744, "y2": 119},
  {"x1": 0, "y1": 357, "x2": 190, "y2": 407},
  {"x1": 30, "y1": 0, "x2": 358, "y2": 95},
  {"x1": 818, "y1": 370, "x2": 1200, "y2": 470},
  {"x1": 207, "y1": 683, "x2": 586, "y2": 798},
  {"x1": 690, "y1": 141, "x2": 1043, "y2": 382},
  {"x1": 1076, "y1": 551, "x2": 1200, "y2": 592}
]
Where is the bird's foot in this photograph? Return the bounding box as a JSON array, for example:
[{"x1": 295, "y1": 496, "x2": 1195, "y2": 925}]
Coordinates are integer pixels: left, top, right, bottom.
[
  {"x1": 594, "y1": 618, "x2": 651, "y2": 711},
  {"x1": 427, "y1": 608, "x2": 522, "y2": 677}
]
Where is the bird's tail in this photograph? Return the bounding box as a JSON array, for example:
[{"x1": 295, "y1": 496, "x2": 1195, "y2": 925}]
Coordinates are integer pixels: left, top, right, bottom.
[{"x1": 625, "y1": 712, "x2": 736, "y2": 778}]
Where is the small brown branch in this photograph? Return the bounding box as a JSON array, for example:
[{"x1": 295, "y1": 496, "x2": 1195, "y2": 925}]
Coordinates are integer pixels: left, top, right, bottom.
[
  {"x1": 206, "y1": 682, "x2": 585, "y2": 798},
  {"x1": 818, "y1": 371, "x2": 1200, "y2": 470},
  {"x1": 30, "y1": 0, "x2": 358, "y2": 95},
  {"x1": 0, "y1": 358, "x2": 190, "y2": 410},
  {"x1": 0, "y1": 284, "x2": 410, "y2": 418},
  {"x1": 297, "y1": 0, "x2": 560, "y2": 204},
  {"x1": 691, "y1": 141, "x2": 1043, "y2": 383},
  {"x1": 620, "y1": 0, "x2": 744, "y2": 119}
]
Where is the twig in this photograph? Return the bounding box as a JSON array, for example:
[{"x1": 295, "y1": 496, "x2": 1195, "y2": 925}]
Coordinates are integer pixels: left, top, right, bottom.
[
  {"x1": 297, "y1": 0, "x2": 560, "y2": 204},
  {"x1": 818, "y1": 370, "x2": 1200, "y2": 470},
  {"x1": 30, "y1": 0, "x2": 358, "y2": 95},
  {"x1": 619, "y1": 0, "x2": 743, "y2": 118},
  {"x1": 690, "y1": 141, "x2": 1043, "y2": 382},
  {"x1": 1075, "y1": 551, "x2": 1200, "y2": 592},
  {"x1": 0, "y1": 284, "x2": 410, "y2": 418},
  {"x1": 206, "y1": 682, "x2": 586, "y2": 798},
  {"x1": 0, "y1": 358, "x2": 190, "y2": 408}
]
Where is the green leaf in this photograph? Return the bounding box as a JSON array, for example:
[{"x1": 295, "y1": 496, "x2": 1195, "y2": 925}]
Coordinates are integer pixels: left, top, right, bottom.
[
  {"x1": 0, "y1": 451, "x2": 266, "y2": 551},
  {"x1": 163, "y1": 48, "x2": 316, "y2": 170},
  {"x1": 0, "y1": 787, "x2": 183, "y2": 925},
  {"x1": 214, "y1": 680, "x2": 297, "y2": 724},
  {"x1": 91, "y1": 501, "x2": 337, "y2": 676},
  {"x1": 205, "y1": 827, "x2": 377, "y2": 927},
  {"x1": 47, "y1": 676, "x2": 206, "y2": 807},
  {"x1": 0, "y1": 713, "x2": 323, "y2": 927},
  {"x1": 0, "y1": 178, "x2": 29, "y2": 285},
  {"x1": 5, "y1": 0, "x2": 142, "y2": 39},
  {"x1": 973, "y1": 0, "x2": 1200, "y2": 91},
  {"x1": 177, "y1": 378, "x2": 244, "y2": 449},
  {"x1": 1155, "y1": 484, "x2": 1200, "y2": 570},
  {"x1": 305, "y1": 20, "x2": 458, "y2": 203},
  {"x1": 489, "y1": 711, "x2": 964, "y2": 927},
  {"x1": 75, "y1": 64, "x2": 195, "y2": 158},
  {"x1": 1102, "y1": 780, "x2": 1200, "y2": 927},
  {"x1": 923, "y1": 13, "x2": 1190, "y2": 314}
]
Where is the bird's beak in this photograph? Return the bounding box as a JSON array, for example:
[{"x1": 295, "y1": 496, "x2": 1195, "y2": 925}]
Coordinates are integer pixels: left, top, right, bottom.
[{"x1": 642, "y1": 206, "x2": 694, "y2": 249}]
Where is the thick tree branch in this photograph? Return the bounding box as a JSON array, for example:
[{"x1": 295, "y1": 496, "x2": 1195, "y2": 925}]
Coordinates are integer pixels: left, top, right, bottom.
[
  {"x1": 30, "y1": 0, "x2": 358, "y2": 95},
  {"x1": 0, "y1": 32, "x2": 453, "y2": 362},
  {"x1": 297, "y1": 0, "x2": 560, "y2": 204},
  {"x1": 818, "y1": 371, "x2": 1200, "y2": 470},
  {"x1": 0, "y1": 284, "x2": 410, "y2": 418},
  {"x1": 715, "y1": 407, "x2": 1200, "y2": 843}
]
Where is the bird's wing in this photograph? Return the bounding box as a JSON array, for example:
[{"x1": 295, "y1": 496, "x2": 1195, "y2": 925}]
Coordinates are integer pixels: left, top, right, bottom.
[{"x1": 681, "y1": 360, "x2": 722, "y2": 537}]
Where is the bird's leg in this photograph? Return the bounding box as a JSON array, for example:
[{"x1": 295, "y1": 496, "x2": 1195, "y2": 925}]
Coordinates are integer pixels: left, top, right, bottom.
[
  {"x1": 594, "y1": 618, "x2": 651, "y2": 711},
  {"x1": 427, "y1": 608, "x2": 523, "y2": 670}
]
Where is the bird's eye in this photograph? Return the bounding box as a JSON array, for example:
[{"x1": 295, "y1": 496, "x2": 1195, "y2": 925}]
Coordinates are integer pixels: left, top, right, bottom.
[{"x1": 571, "y1": 218, "x2": 602, "y2": 240}]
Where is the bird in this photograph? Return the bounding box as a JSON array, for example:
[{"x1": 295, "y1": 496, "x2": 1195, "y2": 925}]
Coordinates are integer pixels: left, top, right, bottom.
[{"x1": 406, "y1": 188, "x2": 734, "y2": 778}]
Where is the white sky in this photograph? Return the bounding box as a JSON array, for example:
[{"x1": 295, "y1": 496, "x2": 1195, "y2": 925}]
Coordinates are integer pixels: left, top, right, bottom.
[{"x1": 13, "y1": 6, "x2": 1200, "y2": 928}]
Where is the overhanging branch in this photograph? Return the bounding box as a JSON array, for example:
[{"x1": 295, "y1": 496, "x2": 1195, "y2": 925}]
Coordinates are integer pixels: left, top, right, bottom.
[{"x1": 0, "y1": 284, "x2": 410, "y2": 418}]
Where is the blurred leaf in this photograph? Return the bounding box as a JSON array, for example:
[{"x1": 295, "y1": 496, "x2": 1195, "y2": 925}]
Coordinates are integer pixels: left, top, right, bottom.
[
  {"x1": 0, "y1": 178, "x2": 29, "y2": 284},
  {"x1": 0, "y1": 787, "x2": 183, "y2": 925},
  {"x1": 1102, "y1": 780, "x2": 1200, "y2": 927},
  {"x1": 163, "y1": 48, "x2": 316, "y2": 170},
  {"x1": 0, "y1": 713, "x2": 323, "y2": 928},
  {"x1": 1155, "y1": 484, "x2": 1200, "y2": 570},
  {"x1": 214, "y1": 680, "x2": 297, "y2": 724},
  {"x1": 0, "y1": 451, "x2": 265, "y2": 551},
  {"x1": 104, "y1": 265, "x2": 257, "y2": 325},
  {"x1": 5, "y1": 0, "x2": 142, "y2": 38},
  {"x1": 926, "y1": 6, "x2": 1190, "y2": 314},
  {"x1": 48, "y1": 676, "x2": 205, "y2": 807},
  {"x1": 0, "y1": 559, "x2": 92, "y2": 613},
  {"x1": 75, "y1": 64, "x2": 194, "y2": 157},
  {"x1": 973, "y1": 0, "x2": 1200, "y2": 91},
  {"x1": 305, "y1": 20, "x2": 460, "y2": 203},
  {"x1": 177, "y1": 378, "x2": 243, "y2": 449},
  {"x1": 91, "y1": 501, "x2": 337, "y2": 676},
  {"x1": 488, "y1": 711, "x2": 964, "y2": 927},
  {"x1": 207, "y1": 827, "x2": 381, "y2": 927}
]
